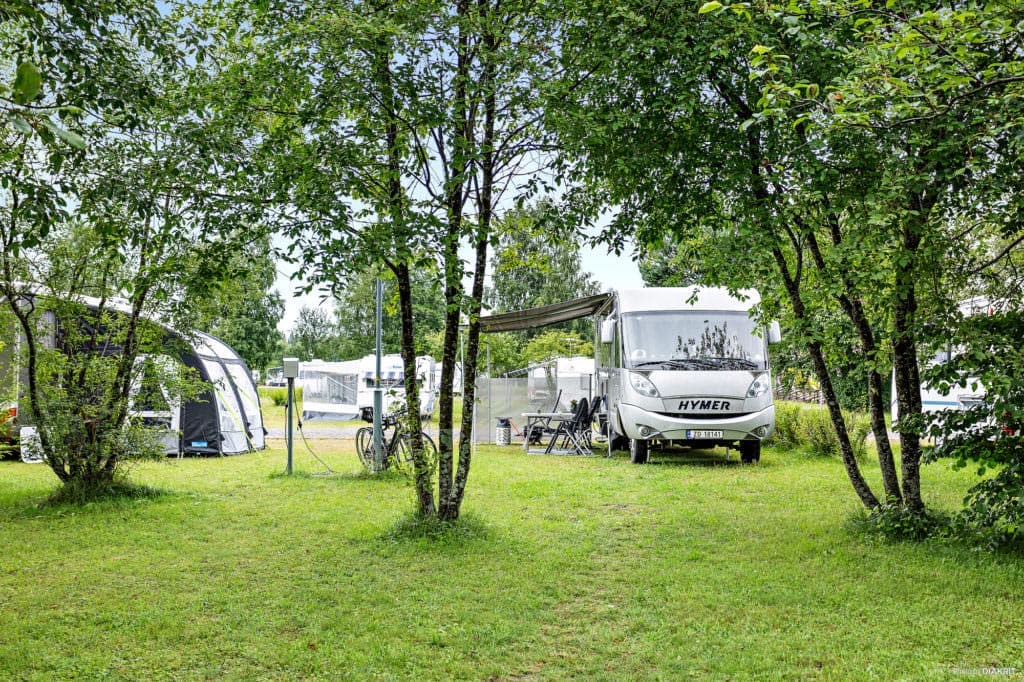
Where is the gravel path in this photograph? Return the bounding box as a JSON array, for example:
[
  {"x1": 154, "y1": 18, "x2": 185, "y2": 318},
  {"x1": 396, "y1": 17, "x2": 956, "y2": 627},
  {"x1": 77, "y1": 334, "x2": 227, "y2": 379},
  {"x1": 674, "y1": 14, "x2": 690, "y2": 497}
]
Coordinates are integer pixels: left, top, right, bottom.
[
  {"x1": 266, "y1": 426, "x2": 361, "y2": 440},
  {"x1": 266, "y1": 426, "x2": 454, "y2": 440}
]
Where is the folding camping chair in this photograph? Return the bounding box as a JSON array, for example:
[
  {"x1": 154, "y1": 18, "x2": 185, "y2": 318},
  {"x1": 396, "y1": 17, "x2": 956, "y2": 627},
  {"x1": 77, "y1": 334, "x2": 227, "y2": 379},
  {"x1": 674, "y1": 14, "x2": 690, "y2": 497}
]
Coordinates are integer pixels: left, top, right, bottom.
[{"x1": 546, "y1": 397, "x2": 592, "y2": 455}]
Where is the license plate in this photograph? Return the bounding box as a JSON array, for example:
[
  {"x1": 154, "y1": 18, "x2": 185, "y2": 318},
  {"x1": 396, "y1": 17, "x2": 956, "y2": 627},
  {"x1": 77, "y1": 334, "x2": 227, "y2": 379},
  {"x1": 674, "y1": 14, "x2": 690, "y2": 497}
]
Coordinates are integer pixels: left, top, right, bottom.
[{"x1": 686, "y1": 430, "x2": 723, "y2": 439}]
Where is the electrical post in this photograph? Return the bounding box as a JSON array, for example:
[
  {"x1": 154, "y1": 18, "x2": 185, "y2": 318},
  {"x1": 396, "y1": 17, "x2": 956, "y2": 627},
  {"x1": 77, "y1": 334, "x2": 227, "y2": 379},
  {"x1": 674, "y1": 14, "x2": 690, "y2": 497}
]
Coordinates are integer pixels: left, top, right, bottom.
[
  {"x1": 283, "y1": 357, "x2": 299, "y2": 475},
  {"x1": 372, "y1": 278, "x2": 384, "y2": 472}
]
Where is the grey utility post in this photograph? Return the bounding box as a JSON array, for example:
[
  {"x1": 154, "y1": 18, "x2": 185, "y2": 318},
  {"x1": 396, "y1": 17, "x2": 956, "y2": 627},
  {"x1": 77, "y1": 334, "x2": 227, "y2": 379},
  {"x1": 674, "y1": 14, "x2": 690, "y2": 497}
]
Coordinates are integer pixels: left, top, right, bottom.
[
  {"x1": 372, "y1": 279, "x2": 384, "y2": 472},
  {"x1": 283, "y1": 357, "x2": 299, "y2": 474}
]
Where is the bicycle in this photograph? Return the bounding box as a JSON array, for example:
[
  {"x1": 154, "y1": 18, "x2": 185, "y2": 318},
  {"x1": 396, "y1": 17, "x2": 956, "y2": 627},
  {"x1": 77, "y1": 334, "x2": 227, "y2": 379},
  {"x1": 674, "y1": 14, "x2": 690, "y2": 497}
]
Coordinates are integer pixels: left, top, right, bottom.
[{"x1": 355, "y1": 408, "x2": 437, "y2": 473}]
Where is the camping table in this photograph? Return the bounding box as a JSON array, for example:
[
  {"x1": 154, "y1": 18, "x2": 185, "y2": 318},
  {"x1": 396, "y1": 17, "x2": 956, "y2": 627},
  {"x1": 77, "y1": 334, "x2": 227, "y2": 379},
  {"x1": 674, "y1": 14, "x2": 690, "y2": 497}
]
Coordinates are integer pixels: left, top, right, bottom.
[{"x1": 521, "y1": 412, "x2": 575, "y2": 454}]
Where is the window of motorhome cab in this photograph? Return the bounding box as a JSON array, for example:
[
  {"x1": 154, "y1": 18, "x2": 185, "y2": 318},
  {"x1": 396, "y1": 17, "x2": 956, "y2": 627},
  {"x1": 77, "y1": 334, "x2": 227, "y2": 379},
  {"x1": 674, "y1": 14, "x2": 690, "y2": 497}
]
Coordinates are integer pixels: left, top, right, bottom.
[{"x1": 621, "y1": 311, "x2": 767, "y2": 371}]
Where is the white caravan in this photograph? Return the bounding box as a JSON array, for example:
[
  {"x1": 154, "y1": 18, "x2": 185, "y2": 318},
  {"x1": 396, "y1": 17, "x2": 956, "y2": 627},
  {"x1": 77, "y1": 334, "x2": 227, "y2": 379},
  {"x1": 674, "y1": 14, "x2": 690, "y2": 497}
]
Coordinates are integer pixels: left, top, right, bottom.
[
  {"x1": 299, "y1": 354, "x2": 438, "y2": 422},
  {"x1": 595, "y1": 287, "x2": 781, "y2": 463},
  {"x1": 890, "y1": 296, "x2": 994, "y2": 424}
]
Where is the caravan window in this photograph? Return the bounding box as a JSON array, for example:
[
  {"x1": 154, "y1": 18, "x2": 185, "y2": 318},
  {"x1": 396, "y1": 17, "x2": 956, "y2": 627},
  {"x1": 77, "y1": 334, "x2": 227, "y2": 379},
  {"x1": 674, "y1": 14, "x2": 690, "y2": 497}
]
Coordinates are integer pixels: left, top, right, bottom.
[{"x1": 621, "y1": 311, "x2": 767, "y2": 371}]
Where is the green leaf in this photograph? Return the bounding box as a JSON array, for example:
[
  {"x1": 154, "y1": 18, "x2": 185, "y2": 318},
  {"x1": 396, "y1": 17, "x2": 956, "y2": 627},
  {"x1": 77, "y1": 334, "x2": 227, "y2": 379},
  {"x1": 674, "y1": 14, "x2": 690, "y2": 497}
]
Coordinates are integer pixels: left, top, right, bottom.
[
  {"x1": 9, "y1": 114, "x2": 33, "y2": 136},
  {"x1": 750, "y1": 44, "x2": 772, "y2": 55},
  {"x1": 13, "y1": 61, "x2": 42, "y2": 104},
  {"x1": 41, "y1": 118, "x2": 86, "y2": 150},
  {"x1": 698, "y1": 1, "x2": 723, "y2": 14}
]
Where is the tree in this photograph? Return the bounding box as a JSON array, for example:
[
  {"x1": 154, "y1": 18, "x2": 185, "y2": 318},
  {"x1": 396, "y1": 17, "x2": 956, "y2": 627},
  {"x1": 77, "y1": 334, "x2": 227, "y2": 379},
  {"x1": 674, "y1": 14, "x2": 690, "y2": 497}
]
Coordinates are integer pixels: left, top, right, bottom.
[
  {"x1": 287, "y1": 305, "x2": 339, "y2": 361},
  {"x1": 552, "y1": 0, "x2": 886, "y2": 508},
  {"x1": 486, "y1": 204, "x2": 600, "y2": 341},
  {"x1": 211, "y1": 0, "x2": 567, "y2": 520},
  {"x1": 746, "y1": 0, "x2": 1024, "y2": 511},
  {"x1": 332, "y1": 268, "x2": 445, "y2": 360},
  {"x1": 551, "y1": 0, "x2": 1024, "y2": 516},
  {"x1": 522, "y1": 330, "x2": 593, "y2": 366},
  {"x1": 193, "y1": 236, "x2": 284, "y2": 374},
  {"x1": 923, "y1": 310, "x2": 1024, "y2": 548},
  {"x1": 1, "y1": 3, "x2": 267, "y2": 493}
]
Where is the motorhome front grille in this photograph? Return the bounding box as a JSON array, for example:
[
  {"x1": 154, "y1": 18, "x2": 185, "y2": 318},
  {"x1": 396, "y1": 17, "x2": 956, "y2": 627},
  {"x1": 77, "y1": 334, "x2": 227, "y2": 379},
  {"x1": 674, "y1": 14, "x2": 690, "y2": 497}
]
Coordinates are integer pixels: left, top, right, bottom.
[{"x1": 657, "y1": 411, "x2": 756, "y2": 420}]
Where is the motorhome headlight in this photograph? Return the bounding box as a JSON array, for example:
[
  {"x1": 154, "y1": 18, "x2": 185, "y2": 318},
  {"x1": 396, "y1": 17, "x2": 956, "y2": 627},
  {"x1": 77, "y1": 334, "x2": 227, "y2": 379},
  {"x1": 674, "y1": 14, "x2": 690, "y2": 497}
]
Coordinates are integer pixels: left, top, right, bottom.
[
  {"x1": 747, "y1": 372, "x2": 771, "y2": 398},
  {"x1": 629, "y1": 372, "x2": 660, "y2": 398}
]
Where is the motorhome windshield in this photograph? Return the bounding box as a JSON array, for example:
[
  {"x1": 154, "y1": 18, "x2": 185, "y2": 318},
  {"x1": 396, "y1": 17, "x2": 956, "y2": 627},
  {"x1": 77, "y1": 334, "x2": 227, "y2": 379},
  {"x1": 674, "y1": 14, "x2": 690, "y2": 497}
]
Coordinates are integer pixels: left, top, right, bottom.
[{"x1": 621, "y1": 311, "x2": 767, "y2": 371}]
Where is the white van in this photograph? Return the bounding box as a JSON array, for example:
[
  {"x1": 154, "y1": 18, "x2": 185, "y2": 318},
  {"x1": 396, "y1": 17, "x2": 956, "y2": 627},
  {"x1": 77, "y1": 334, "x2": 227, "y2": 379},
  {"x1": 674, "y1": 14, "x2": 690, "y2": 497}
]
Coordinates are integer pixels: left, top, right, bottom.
[{"x1": 595, "y1": 287, "x2": 781, "y2": 463}]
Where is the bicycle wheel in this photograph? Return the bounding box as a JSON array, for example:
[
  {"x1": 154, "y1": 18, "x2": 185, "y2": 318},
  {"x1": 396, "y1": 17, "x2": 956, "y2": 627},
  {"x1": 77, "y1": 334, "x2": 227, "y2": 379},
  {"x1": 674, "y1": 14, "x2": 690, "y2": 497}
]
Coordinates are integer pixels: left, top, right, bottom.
[
  {"x1": 419, "y1": 432, "x2": 438, "y2": 460},
  {"x1": 391, "y1": 435, "x2": 414, "y2": 474},
  {"x1": 393, "y1": 432, "x2": 437, "y2": 474},
  {"x1": 355, "y1": 427, "x2": 375, "y2": 471}
]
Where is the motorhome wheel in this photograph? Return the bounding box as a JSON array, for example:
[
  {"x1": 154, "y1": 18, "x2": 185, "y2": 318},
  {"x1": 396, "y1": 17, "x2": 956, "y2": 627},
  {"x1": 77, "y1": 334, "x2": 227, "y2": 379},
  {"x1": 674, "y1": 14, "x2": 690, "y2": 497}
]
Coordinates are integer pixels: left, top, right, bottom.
[
  {"x1": 740, "y1": 440, "x2": 761, "y2": 464},
  {"x1": 629, "y1": 438, "x2": 649, "y2": 464}
]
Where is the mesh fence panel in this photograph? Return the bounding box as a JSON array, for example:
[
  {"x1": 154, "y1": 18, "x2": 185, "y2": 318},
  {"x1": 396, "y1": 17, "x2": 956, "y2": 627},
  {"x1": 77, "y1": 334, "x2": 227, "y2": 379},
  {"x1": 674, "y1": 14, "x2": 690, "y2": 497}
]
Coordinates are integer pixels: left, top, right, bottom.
[
  {"x1": 473, "y1": 377, "x2": 530, "y2": 445},
  {"x1": 473, "y1": 371, "x2": 595, "y2": 444}
]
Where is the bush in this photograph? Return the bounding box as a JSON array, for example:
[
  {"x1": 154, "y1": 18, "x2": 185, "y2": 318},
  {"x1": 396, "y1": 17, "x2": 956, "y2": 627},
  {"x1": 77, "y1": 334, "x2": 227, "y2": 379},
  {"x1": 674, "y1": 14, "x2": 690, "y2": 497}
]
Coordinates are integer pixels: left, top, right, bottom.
[
  {"x1": 770, "y1": 401, "x2": 872, "y2": 461},
  {"x1": 259, "y1": 386, "x2": 301, "y2": 407},
  {"x1": 951, "y1": 463, "x2": 1024, "y2": 550},
  {"x1": 801, "y1": 406, "x2": 837, "y2": 457},
  {"x1": 850, "y1": 503, "x2": 951, "y2": 542},
  {"x1": 920, "y1": 310, "x2": 1024, "y2": 549},
  {"x1": 769, "y1": 401, "x2": 803, "y2": 450}
]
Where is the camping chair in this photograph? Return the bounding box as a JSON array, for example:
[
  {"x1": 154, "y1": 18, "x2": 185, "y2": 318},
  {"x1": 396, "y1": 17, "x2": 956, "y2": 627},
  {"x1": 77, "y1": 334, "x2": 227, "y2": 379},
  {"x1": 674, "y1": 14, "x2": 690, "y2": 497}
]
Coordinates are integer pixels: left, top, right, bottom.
[
  {"x1": 546, "y1": 397, "x2": 592, "y2": 455},
  {"x1": 585, "y1": 395, "x2": 602, "y2": 446},
  {"x1": 526, "y1": 389, "x2": 562, "y2": 446}
]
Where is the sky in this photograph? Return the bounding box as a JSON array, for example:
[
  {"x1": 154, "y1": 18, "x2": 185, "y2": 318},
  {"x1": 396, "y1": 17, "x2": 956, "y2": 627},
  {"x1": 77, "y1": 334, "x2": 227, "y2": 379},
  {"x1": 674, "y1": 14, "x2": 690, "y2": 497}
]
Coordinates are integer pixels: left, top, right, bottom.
[{"x1": 273, "y1": 241, "x2": 646, "y2": 334}]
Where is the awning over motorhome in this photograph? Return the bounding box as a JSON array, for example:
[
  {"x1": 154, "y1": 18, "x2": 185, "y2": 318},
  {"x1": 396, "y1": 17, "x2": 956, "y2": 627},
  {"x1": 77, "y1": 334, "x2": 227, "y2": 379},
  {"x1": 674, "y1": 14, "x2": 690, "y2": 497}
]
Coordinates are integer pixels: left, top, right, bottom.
[{"x1": 479, "y1": 293, "x2": 613, "y2": 333}]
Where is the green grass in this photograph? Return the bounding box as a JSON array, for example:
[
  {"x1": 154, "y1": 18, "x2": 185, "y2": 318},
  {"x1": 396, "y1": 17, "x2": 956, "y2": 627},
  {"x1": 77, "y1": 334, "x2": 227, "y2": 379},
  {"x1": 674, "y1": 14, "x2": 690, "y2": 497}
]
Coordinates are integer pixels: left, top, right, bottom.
[{"x1": 1, "y1": 442, "x2": 1022, "y2": 680}]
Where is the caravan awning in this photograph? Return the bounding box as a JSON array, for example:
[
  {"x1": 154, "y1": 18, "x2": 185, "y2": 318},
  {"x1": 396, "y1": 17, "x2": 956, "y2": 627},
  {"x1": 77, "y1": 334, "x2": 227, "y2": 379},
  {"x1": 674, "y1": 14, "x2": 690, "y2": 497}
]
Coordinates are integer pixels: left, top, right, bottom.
[{"x1": 479, "y1": 293, "x2": 613, "y2": 333}]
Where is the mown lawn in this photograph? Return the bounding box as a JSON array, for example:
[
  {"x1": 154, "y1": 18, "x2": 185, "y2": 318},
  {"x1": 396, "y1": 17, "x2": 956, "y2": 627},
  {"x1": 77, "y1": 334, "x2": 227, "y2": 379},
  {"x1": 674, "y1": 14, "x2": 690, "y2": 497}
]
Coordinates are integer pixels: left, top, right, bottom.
[{"x1": 1, "y1": 440, "x2": 1022, "y2": 680}]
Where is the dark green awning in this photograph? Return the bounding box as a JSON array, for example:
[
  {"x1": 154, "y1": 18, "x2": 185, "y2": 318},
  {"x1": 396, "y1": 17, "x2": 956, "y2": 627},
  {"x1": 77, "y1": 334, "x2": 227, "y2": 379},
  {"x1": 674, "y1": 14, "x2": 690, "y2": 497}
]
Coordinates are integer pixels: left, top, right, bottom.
[{"x1": 479, "y1": 293, "x2": 613, "y2": 333}]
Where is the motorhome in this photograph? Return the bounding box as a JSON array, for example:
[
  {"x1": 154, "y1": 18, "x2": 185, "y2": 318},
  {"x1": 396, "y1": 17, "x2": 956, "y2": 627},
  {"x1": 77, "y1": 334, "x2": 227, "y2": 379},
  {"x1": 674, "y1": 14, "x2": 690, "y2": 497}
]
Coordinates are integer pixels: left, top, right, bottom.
[
  {"x1": 479, "y1": 287, "x2": 781, "y2": 463},
  {"x1": 595, "y1": 288, "x2": 780, "y2": 463}
]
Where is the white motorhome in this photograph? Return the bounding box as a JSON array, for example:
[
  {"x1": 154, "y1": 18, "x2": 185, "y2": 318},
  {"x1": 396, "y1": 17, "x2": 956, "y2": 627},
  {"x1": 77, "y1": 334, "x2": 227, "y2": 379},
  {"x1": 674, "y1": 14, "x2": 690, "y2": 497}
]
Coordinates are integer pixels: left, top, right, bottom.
[
  {"x1": 479, "y1": 287, "x2": 781, "y2": 463},
  {"x1": 595, "y1": 287, "x2": 780, "y2": 463}
]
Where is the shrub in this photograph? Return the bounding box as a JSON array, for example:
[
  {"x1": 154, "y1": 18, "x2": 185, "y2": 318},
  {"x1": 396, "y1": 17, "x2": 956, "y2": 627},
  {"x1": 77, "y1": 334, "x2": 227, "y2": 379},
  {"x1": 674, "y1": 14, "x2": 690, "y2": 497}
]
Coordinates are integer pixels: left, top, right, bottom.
[
  {"x1": 846, "y1": 410, "x2": 873, "y2": 463},
  {"x1": 951, "y1": 463, "x2": 1024, "y2": 550},
  {"x1": 772, "y1": 402, "x2": 872, "y2": 462},
  {"x1": 850, "y1": 503, "x2": 951, "y2": 542},
  {"x1": 921, "y1": 310, "x2": 1024, "y2": 549},
  {"x1": 769, "y1": 401, "x2": 803, "y2": 450},
  {"x1": 801, "y1": 406, "x2": 837, "y2": 457},
  {"x1": 259, "y1": 386, "x2": 301, "y2": 407}
]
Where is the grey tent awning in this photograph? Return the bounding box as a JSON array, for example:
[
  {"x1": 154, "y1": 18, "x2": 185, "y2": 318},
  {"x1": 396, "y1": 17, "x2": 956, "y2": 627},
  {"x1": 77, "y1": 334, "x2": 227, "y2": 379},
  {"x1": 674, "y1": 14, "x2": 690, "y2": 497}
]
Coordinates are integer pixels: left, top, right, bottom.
[{"x1": 479, "y1": 293, "x2": 613, "y2": 333}]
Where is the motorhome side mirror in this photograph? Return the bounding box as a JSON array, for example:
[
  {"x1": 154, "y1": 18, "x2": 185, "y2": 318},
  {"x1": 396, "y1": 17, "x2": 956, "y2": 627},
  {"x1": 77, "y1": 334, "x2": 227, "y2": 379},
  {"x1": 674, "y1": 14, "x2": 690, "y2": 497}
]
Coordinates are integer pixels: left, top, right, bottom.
[
  {"x1": 767, "y1": 321, "x2": 782, "y2": 344},
  {"x1": 600, "y1": 319, "x2": 616, "y2": 344}
]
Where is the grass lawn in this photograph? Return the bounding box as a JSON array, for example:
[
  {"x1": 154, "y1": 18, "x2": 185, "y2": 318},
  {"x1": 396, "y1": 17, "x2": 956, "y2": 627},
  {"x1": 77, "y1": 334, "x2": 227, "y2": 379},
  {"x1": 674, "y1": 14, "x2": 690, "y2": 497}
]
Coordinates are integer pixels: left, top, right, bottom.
[{"x1": 1, "y1": 441, "x2": 1022, "y2": 680}]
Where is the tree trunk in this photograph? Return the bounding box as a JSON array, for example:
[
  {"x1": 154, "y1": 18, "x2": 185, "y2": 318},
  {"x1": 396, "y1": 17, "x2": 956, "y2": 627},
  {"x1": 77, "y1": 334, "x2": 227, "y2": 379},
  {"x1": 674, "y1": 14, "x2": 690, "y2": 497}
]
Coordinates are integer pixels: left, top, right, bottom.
[
  {"x1": 771, "y1": 247, "x2": 880, "y2": 509},
  {"x1": 805, "y1": 229, "x2": 903, "y2": 502},
  {"x1": 440, "y1": 0, "x2": 498, "y2": 521},
  {"x1": 436, "y1": 0, "x2": 473, "y2": 519},
  {"x1": 892, "y1": 240, "x2": 925, "y2": 511},
  {"x1": 395, "y1": 262, "x2": 437, "y2": 516}
]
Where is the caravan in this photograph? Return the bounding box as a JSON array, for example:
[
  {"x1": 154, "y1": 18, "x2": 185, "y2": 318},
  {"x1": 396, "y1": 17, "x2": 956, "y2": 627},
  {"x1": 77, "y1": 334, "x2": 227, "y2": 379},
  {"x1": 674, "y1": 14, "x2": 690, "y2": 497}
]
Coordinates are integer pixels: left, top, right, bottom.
[
  {"x1": 890, "y1": 296, "x2": 993, "y2": 423},
  {"x1": 298, "y1": 354, "x2": 438, "y2": 423}
]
